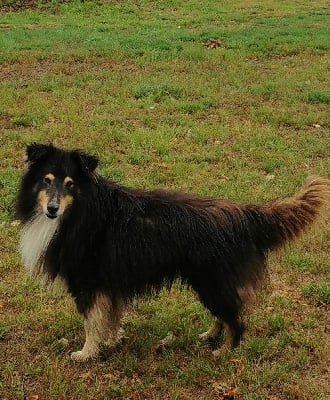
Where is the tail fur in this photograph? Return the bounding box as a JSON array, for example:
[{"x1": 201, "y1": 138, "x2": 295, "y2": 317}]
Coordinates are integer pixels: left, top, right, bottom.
[{"x1": 252, "y1": 176, "x2": 329, "y2": 251}]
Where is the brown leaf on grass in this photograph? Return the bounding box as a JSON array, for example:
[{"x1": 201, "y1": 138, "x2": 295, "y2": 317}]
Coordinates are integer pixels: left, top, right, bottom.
[
  {"x1": 211, "y1": 382, "x2": 238, "y2": 400},
  {"x1": 26, "y1": 395, "x2": 39, "y2": 400},
  {"x1": 79, "y1": 371, "x2": 93, "y2": 382},
  {"x1": 255, "y1": 325, "x2": 266, "y2": 333},
  {"x1": 204, "y1": 38, "x2": 224, "y2": 49},
  {"x1": 221, "y1": 388, "x2": 238, "y2": 399},
  {"x1": 129, "y1": 392, "x2": 141, "y2": 400}
]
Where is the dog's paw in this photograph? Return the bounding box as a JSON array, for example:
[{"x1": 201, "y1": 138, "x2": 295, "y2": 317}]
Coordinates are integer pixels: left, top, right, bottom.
[
  {"x1": 198, "y1": 320, "x2": 223, "y2": 343},
  {"x1": 70, "y1": 350, "x2": 96, "y2": 362},
  {"x1": 199, "y1": 331, "x2": 211, "y2": 342}
]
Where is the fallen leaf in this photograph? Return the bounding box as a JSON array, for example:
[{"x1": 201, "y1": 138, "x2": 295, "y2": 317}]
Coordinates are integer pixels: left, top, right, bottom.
[
  {"x1": 211, "y1": 382, "x2": 239, "y2": 399},
  {"x1": 79, "y1": 371, "x2": 92, "y2": 381},
  {"x1": 129, "y1": 392, "x2": 141, "y2": 400},
  {"x1": 26, "y1": 395, "x2": 39, "y2": 400},
  {"x1": 255, "y1": 325, "x2": 266, "y2": 333},
  {"x1": 221, "y1": 387, "x2": 238, "y2": 399},
  {"x1": 204, "y1": 38, "x2": 224, "y2": 49}
]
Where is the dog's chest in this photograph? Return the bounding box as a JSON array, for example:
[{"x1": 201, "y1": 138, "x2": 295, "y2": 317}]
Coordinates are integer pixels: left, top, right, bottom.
[{"x1": 19, "y1": 215, "x2": 59, "y2": 275}]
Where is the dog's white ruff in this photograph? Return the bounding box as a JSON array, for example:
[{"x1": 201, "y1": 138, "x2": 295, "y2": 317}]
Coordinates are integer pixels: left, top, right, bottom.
[{"x1": 19, "y1": 214, "x2": 59, "y2": 275}]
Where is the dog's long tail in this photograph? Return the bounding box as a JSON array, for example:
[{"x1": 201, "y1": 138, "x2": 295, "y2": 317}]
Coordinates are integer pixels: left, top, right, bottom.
[{"x1": 250, "y1": 176, "x2": 329, "y2": 251}]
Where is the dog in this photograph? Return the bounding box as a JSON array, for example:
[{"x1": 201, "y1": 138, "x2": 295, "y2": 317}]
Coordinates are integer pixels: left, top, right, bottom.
[{"x1": 17, "y1": 143, "x2": 329, "y2": 361}]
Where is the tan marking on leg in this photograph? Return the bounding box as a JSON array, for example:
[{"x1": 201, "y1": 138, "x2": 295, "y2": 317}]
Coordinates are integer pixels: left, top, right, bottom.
[
  {"x1": 199, "y1": 318, "x2": 223, "y2": 341},
  {"x1": 212, "y1": 323, "x2": 232, "y2": 358},
  {"x1": 71, "y1": 294, "x2": 124, "y2": 362}
]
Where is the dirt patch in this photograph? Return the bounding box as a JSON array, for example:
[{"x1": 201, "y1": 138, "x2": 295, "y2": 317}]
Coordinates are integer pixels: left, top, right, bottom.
[
  {"x1": 0, "y1": 60, "x2": 51, "y2": 80},
  {"x1": 0, "y1": 0, "x2": 70, "y2": 12},
  {"x1": 0, "y1": 58, "x2": 145, "y2": 81},
  {"x1": 1, "y1": 0, "x2": 39, "y2": 12}
]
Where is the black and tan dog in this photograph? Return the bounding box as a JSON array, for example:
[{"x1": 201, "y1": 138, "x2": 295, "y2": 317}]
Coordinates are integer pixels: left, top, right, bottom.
[{"x1": 17, "y1": 143, "x2": 329, "y2": 361}]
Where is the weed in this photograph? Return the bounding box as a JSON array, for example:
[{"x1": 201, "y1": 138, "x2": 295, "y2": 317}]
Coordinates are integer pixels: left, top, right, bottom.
[
  {"x1": 306, "y1": 91, "x2": 330, "y2": 105},
  {"x1": 267, "y1": 315, "x2": 286, "y2": 336},
  {"x1": 302, "y1": 282, "x2": 330, "y2": 304},
  {"x1": 0, "y1": 327, "x2": 8, "y2": 340},
  {"x1": 245, "y1": 337, "x2": 269, "y2": 362}
]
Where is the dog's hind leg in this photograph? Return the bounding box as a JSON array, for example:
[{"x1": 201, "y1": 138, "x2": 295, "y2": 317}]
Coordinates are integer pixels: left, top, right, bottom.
[
  {"x1": 212, "y1": 317, "x2": 245, "y2": 358},
  {"x1": 199, "y1": 318, "x2": 223, "y2": 342},
  {"x1": 211, "y1": 285, "x2": 258, "y2": 356},
  {"x1": 195, "y1": 287, "x2": 245, "y2": 358},
  {"x1": 71, "y1": 293, "x2": 123, "y2": 362},
  {"x1": 199, "y1": 314, "x2": 245, "y2": 357}
]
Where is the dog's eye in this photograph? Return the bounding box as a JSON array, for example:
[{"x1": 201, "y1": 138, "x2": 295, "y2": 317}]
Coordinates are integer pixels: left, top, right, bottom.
[
  {"x1": 43, "y1": 176, "x2": 52, "y2": 185},
  {"x1": 65, "y1": 180, "x2": 74, "y2": 189}
]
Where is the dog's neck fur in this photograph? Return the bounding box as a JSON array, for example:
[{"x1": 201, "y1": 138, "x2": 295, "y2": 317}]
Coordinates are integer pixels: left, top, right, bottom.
[{"x1": 19, "y1": 213, "x2": 59, "y2": 276}]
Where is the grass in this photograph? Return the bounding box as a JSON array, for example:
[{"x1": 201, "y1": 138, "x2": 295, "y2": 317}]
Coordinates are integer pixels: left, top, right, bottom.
[{"x1": 0, "y1": 1, "x2": 329, "y2": 399}]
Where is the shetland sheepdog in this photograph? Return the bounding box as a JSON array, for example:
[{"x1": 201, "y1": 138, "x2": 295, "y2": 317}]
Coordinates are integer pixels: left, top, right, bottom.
[{"x1": 17, "y1": 143, "x2": 329, "y2": 361}]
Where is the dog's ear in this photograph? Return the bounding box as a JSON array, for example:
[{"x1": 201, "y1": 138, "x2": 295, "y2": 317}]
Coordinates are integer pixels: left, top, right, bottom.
[
  {"x1": 73, "y1": 151, "x2": 99, "y2": 174},
  {"x1": 26, "y1": 143, "x2": 54, "y2": 163}
]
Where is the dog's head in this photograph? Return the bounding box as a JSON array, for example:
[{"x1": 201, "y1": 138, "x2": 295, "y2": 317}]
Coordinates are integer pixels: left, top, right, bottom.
[{"x1": 18, "y1": 143, "x2": 99, "y2": 220}]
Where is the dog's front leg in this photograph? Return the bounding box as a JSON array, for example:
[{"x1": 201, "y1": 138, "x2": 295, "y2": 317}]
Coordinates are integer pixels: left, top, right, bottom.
[
  {"x1": 71, "y1": 294, "x2": 123, "y2": 362},
  {"x1": 71, "y1": 316, "x2": 102, "y2": 361}
]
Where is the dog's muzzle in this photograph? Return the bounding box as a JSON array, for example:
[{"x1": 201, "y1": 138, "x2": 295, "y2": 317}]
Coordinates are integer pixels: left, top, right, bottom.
[{"x1": 46, "y1": 198, "x2": 59, "y2": 219}]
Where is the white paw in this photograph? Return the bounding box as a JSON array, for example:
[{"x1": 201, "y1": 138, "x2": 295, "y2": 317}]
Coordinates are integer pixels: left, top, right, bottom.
[
  {"x1": 199, "y1": 330, "x2": 218, "y2": 342},
  {"x1": 199, "y1": 331, "x2": 210, "y2": 341},
  {"x1": 70, "y1": 350, "x2": 97, "y2": 362}
]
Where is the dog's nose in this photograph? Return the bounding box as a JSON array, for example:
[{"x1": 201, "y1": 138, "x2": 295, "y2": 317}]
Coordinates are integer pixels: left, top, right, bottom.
[{"x1": 47, "y1": 204, "x2": 59, "y2": 216}]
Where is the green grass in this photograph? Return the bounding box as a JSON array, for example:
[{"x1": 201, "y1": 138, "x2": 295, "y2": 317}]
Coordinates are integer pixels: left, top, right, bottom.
[
  {"x1": 302, "y1": 281, "x2": 330, "y2": 305},
  {"x1": 0, "y1": 1, "x2": 330, "y2": 399}
]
